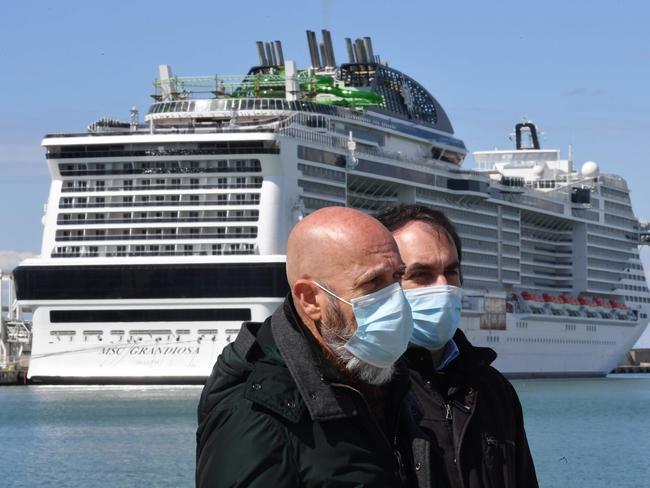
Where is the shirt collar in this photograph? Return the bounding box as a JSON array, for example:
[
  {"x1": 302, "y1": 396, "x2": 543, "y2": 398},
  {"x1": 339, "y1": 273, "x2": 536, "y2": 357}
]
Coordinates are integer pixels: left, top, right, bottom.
[{"x1": 435, "y1": 339, "x2": 459, "y2": 371}]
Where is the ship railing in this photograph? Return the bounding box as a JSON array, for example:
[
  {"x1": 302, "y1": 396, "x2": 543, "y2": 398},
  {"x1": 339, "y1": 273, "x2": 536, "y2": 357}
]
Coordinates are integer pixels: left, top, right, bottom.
[
  {"x1": 59, "y1": 167, "x2": 264, "y2": 177},
  {"x1": 51, "y1": 249, "x2": 257, "y2": 258},
  {"x1": 55, "y1": 233, "x2": 258, "y2": 242},
  {"x1": 49, "y1": 145, "x2": 279, "y2": 160},
  {"x1": 57, "y1": 217, "x2": 259, "y2": 225},
  {"x1": 279, "y1": 126, "x2": 436, "y2": 170},
  {"x1": 600, "y1": 174, "x2": 628, "y2": 191},
  {"x1": 59, "y1": 199, "x2": 261, "y2": 209},
  {"x1": 61, "y1": 183, "x2": 262, "y2": 193}
]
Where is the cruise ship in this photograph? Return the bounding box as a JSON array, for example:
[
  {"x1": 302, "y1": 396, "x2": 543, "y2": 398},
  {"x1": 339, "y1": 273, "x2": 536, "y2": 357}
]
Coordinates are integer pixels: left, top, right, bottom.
[{"x1": 13, "y1": 30, "x2": 650, "y2": 382}]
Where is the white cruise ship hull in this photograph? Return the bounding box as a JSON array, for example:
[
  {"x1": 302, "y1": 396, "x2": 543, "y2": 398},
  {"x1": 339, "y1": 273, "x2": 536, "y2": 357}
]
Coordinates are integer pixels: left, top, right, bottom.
[
  {"x1": 26, "y1": 299, "x2": 283, "y2": 382},
  {"x1": 22, "y1": 294, "x2": 648, "y2": 381},
  {"x1": 462, "y1": 313, "x2": 648, "y2": 377}
]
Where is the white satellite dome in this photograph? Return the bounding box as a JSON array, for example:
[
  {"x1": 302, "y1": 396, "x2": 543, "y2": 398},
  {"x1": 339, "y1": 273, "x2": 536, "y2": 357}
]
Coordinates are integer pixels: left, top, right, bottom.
[{"x1": 581, "y1": 161, "x2": 600, "y2": 177}]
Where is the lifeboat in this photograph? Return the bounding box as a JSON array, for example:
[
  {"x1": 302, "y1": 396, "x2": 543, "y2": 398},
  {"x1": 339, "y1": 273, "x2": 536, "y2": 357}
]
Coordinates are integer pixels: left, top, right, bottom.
[
  {"x1": 578, "y1": 296, "x2": 598, "y2": 315},
  {"x1": 610, "y1": 300, "x2": 631, "y2": 319},
  {"x1": 593, "y1": 297, "x2": 613, "y2": 318},
  {"x1": 521, "y1": 291, "x2": 534, "y2": 301},
  {"x1": 521, "y1": 291, "x2": 546, "y2": 313},
  {"x1": 543, "y1": 293, "x2": 564, "y2": 313},
  {"x1": 560, "y1": 294, "x2": 581, "y2": 312}
]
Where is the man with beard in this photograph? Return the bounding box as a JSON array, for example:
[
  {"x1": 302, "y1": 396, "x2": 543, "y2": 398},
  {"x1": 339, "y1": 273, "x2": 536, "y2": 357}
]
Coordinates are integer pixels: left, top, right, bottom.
[
  {"x1": 376, "y1": 204, "x2": 538, "y2": 488},
  {"x1": 196, "y1": 207, "x2": 431, "y2": 487}
]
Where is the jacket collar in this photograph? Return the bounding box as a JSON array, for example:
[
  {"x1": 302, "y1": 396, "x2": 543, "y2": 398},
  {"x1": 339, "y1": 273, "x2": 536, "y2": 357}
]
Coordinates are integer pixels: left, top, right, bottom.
[
  {"x1": 270, "y1": 296, "x2": 360, "y2": 422},
  {"x1": 452, "y1": 328, "x2": 497, "y2": 368},
  {"x1": 406, "y1": 329, "x2": 497, "y2": 374}
]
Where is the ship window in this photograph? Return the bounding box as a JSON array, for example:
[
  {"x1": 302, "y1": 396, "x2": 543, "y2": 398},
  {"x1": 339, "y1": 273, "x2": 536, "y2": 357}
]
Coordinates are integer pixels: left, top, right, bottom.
[
  {"x1": 447, "y1": 179, "x2": 487, "y2": 192},
  {"x1": 50, "y1": 309, "x2": 249, "y2": 324},
  {"x1": 298, "y1": 146, "x2": 347, "y2": 168}
]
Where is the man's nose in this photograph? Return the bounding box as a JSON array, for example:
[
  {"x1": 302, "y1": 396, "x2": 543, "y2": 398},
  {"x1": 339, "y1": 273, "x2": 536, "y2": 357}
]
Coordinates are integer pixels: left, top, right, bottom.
[{"x1": 433, "y1": 274, "x2": 448, "y2": 286}]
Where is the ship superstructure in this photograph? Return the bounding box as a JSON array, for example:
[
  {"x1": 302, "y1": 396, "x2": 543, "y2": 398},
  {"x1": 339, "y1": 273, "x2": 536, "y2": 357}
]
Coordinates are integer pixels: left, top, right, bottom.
[{"x1": 13, "y1": 31, "x2": 649, "y2": 381}]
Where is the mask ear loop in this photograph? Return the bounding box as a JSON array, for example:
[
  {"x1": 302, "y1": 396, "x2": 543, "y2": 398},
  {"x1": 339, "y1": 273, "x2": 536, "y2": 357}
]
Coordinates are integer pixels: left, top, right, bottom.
[{"x1": 312, "y1": 282, "x2": 352, "y2": 306}]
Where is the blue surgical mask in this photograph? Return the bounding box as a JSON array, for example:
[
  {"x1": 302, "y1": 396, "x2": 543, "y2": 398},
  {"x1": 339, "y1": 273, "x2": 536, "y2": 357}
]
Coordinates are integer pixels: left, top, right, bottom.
[
  {"x1": 403, "y1": 285, "x2": 462, "y2": 350},
  {"x1": 314, "y1": 282, "x2": 414, "y2": 368}
]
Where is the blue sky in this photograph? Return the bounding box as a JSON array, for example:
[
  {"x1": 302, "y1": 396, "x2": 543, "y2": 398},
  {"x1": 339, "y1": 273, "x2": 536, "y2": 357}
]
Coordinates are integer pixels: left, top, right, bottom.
[{"x1": 1, "y1": 0, "x2": 649, "y2": 342}]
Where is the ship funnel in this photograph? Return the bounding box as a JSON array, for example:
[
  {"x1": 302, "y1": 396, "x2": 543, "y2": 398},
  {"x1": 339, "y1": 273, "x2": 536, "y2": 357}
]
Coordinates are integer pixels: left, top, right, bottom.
[
  {"x1": 515, "y1": 122, "x2": 541, "y2": 150},
  {"x1": 319, "y1": 43, "x2": 328, "y2": 67},
  {"x1": 354, "y1": 38, "x2": 368, "y2": 63},
  {"x1": 306, "y1": 30, "x2": 322, "y2": 68},
  {"x1": 265, "y1": 42, "x2": 276, "y2": 66},
  {"x1": 158, "y1": 64, "x2": 177, "y2": 101},
  {"x1": 256, "y1": 41, "x2": 268, "y2": 66},
  {"x1": 274, "y1": 40, "x2": 285, "y2": 65},
  {"x1": 363, "y1": 37, "x2": 375, "y2": 63},
  {"x1": 345, "y1": 37, "x2": 355, "y2": 62},
  {"x1": 322, "y1": 29, "x2": 336, "y2": 67}
]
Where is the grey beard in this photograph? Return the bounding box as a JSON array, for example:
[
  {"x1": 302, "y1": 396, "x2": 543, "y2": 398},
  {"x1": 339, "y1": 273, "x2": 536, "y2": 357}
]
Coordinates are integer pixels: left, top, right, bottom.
[{"x1": 321, "y1": 298, "x2": 395, "y2": 386}]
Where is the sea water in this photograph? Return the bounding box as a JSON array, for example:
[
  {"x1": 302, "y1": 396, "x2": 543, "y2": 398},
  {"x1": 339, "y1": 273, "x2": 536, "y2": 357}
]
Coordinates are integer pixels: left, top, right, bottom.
[{"x1": 1, "y1": 376, "x2": 649, "y2": 487}]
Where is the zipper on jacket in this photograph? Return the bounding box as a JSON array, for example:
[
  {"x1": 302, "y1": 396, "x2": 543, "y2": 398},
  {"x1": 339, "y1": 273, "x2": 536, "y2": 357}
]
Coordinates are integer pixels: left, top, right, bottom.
[
  {"x1": 329, "y1": 381, "x2": 408, "y2": 485},
  {"x1": 444, "y1": 402, "x2": 452, "y2": 420}
]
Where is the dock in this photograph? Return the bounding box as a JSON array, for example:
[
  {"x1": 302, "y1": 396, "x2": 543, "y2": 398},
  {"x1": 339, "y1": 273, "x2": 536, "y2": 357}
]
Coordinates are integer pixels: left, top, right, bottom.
[
  {"x1": 611, "y1": 348, "x2": 650, "y2": 374},
  {"x1": 1, "y1": 272, "x2": 31, "y2": 384}
]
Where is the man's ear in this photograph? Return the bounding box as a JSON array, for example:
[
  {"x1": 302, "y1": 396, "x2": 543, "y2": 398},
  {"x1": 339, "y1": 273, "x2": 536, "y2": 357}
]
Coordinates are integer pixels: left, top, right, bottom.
[{"x1": 293, "y1": 279, "x2": 323, "y2": 322}]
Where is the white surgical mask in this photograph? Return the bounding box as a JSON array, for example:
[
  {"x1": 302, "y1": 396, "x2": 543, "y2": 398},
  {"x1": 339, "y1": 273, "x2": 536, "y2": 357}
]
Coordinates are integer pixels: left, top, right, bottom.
[
  {"x1": 314, "y1": 282, "x2": 414, "y2": 368},
  {"x1": 403, "y1": 285, "x2": 462, "y2": 350}
]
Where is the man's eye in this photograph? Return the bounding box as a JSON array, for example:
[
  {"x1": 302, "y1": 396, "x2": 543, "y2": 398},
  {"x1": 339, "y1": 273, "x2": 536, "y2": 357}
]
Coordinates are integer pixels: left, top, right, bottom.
[{"x1": 408, "y1": 271, "x2": 431, "y2": 282}]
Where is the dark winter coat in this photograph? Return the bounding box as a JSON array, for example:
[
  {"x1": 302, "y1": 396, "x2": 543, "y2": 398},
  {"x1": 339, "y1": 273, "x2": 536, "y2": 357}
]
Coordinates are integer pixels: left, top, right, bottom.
[
  {"x1": 196, "y1": 297, "x2": 434, "y2": 487},
  {"x1": 405, "y1": 329, "x2": 539, "y2": 488}
]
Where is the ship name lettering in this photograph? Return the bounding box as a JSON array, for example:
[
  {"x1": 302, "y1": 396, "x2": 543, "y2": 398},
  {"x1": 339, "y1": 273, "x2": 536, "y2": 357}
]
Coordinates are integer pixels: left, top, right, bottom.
[{"x1": 99, "y1": 345, "x2": 201, "y2": 355}]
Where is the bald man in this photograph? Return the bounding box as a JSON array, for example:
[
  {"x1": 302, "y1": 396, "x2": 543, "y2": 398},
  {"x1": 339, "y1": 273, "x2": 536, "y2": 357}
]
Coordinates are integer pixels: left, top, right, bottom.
[{"x1": 196, "y1": 207, "x2": 431, "y2": 487}]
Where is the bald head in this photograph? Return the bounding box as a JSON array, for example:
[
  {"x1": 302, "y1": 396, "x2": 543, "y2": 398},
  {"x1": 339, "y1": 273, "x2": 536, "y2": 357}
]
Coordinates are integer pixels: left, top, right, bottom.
[
  {"x1": 287, "y1": 207, "x2": 398, "y2": 289},
  {"x1": 287, "y1": 207, "x2": 406, "y2": 383}
]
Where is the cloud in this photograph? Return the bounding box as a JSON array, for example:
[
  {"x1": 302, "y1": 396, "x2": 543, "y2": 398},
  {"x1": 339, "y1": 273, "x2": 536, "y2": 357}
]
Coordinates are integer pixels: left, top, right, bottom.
[
  {"x1": 564, "y1": 87, "x2": 605, "y2": 97},
  {"x1": 0, "y1": 251, "x2": 37, "y2": 272}
]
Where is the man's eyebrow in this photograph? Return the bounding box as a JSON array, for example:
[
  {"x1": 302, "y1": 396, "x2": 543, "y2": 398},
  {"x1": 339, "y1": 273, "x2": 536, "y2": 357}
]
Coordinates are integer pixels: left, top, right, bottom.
[
  {"x1": 353, "y1": 263, "x2": 393, "y2": 287},
  {"x1": 445, "y1": 260, "x2": 461, "y2": 271},
  {"x1": 404, "y1": 261, "x2": 460, "y2": 274},
  {"x1": 404, "y1": 262, "x2": 432, "y2": 274}
]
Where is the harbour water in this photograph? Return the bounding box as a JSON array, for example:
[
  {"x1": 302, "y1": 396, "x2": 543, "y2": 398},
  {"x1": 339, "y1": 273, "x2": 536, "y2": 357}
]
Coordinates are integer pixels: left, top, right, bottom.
[{"x1": 1, "y1": 376, "x2": 649, "y2": 487}]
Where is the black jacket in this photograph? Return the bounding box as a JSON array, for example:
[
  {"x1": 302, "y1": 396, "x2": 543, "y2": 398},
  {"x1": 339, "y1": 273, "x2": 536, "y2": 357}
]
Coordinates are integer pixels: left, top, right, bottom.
[
  {"x1": 196, "y1": 297, "x2": 434, "y2": 487},
  {"x1": 405, "y1": 330, "x2": 538, "y2": 488}
]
